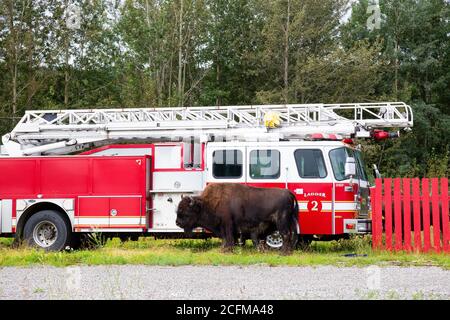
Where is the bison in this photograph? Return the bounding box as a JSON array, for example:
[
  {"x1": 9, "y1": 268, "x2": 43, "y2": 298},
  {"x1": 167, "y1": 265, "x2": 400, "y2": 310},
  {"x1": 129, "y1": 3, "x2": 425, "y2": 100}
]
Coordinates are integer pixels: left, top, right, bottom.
[{"x1": 176, "y1": 183, "x2": 299, "y2": 253}]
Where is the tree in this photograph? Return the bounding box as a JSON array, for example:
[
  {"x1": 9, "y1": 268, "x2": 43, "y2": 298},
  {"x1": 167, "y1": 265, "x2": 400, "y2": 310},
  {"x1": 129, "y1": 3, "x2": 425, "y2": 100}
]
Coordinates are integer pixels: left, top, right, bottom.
[
  {"x1": 342, "y1": 0, "x2": 450, "y2": 177},
  {"x1": 341, "y1": 0, "x2": 450, "y2": 110},
  {"x1": 117, "y1": 0, "x2": 208, "y2": 107},
  {"x1": 257, "y1": 0, "x2": 349, "y2": 104},
  {"x1": 293, "y1": 40, "x2": 385, "y2": 103},
  {"x1": 199, "y1": 0, "x2": 265, "y2": 106}
]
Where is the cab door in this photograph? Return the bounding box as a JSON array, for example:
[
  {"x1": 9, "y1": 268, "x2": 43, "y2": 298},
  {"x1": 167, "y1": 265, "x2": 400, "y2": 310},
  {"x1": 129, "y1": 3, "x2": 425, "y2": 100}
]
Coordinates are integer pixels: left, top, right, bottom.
[{"x1": 287, "y1": 147, "x2": 334, "y2": 235}]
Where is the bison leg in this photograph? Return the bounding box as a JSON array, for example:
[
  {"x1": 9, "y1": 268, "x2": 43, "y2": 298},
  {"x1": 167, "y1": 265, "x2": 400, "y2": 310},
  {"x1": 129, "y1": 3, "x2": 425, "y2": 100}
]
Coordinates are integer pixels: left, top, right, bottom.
[
  {"x1": 281, "y1": 234, "x2": 294, "y2": 255},
  {"x1": 248, "y1": 232, "x2": 262, "y2": 251},
  {"x1": 220, "y1": 224, "x2": 235, "y2": 252},
  {"x1": 277, "y1": 212, "x2": 295, "y2": 255},
  {"x1": 249, "y1": 232, "x2": 268, "y2": 252}
]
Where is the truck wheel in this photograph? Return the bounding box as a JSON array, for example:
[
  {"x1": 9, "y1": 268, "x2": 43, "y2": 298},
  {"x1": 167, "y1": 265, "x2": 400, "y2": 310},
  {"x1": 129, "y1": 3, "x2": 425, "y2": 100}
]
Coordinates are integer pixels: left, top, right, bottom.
[
  {"x1": 23, "y1": 210, "x2": 72, "y2": 251},
  {"x1": 265, "y1": 231, "x2": 283, "y2": 249}
]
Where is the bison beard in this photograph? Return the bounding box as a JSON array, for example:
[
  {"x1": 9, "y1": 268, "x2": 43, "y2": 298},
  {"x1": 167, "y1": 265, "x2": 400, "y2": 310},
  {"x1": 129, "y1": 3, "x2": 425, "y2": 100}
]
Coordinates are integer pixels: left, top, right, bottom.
[{"x1": 176, "y1": 183, "x2": 299, "y2": 253}]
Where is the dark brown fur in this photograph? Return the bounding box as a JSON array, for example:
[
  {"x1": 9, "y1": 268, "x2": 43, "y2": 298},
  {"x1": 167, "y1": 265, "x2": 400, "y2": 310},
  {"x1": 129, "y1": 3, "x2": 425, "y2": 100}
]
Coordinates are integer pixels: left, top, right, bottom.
[{"x1": 176, "y1": 183, "x2": 298, "y2": 253}]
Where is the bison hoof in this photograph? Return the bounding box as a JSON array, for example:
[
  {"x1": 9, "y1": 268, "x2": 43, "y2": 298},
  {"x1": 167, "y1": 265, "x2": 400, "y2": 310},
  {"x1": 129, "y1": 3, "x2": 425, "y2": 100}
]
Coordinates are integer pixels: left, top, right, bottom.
[
  {"x1": 221, "y1": 246, "x2": 234, "y2": 253},
  {"x1": 256, "y1": 241, "x2": 268, "y2": 252}
]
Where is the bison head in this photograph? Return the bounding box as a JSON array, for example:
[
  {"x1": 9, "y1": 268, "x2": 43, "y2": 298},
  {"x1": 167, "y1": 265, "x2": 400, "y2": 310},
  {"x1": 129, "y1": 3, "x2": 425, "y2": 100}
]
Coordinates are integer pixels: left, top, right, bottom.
[{"x1": 176, "y1": 196, "x2": 203, "y2": 231}]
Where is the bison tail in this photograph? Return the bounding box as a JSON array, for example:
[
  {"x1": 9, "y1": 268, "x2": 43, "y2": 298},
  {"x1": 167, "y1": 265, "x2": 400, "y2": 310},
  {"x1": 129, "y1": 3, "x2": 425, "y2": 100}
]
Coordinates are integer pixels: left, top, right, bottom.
[{"x1": 290, "y1": 193, "x2": 299, "y2": 234}]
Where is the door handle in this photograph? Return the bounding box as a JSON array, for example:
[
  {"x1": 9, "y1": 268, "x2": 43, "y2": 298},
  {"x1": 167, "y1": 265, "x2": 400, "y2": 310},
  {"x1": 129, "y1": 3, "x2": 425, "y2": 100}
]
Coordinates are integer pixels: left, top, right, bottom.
[{"x1": 110, "y1": 209, "x2": 118, "y2": 216}]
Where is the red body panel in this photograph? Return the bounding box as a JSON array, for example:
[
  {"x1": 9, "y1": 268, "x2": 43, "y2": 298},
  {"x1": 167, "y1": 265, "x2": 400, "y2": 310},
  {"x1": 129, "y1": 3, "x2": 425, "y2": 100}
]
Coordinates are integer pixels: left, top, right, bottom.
[
  {"x1": 0, "y1": 159, "x2": 37, "y2": 195},
  {"x1": 0, "y1": 155, "x2": 149, "y2": 230},
  {"x1": 41, "y1": 159, "x2": 90, "y2": 195}
]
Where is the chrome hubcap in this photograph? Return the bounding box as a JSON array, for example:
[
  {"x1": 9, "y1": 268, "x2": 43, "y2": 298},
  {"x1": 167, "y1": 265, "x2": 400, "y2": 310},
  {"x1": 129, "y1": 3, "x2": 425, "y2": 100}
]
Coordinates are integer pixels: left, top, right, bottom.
[
  {"x1": 33, "y1": 221, "x2": 58, "y2": 248},
  {"x1": 266, "y1": 231, "x2": 283, "y2": 249}
]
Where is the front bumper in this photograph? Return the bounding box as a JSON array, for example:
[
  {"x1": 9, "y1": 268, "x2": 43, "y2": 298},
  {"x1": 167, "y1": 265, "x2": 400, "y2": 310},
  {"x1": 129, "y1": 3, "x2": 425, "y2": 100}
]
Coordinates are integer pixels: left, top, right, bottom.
[{"x1": 343, "y1": 219, "x2": 372, "y2": 234}]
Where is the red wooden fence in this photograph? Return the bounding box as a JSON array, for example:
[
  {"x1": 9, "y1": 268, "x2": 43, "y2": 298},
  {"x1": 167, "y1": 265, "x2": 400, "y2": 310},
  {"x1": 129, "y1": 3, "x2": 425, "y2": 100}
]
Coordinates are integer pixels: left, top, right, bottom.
[{"x1": 371, "y1": 178, "x2": 449, "y2": 253}]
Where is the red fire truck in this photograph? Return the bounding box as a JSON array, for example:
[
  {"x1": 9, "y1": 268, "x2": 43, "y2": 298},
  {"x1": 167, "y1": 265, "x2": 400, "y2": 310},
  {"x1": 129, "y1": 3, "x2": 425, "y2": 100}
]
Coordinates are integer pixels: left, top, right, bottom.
[{"x1": 0, "y1": 103, "x2": 413, "y2": 250}]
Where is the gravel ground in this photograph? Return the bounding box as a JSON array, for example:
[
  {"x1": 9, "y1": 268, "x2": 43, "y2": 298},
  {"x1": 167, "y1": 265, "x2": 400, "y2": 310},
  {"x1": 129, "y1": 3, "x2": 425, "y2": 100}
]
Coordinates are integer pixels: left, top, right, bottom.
[{"x1": 0, "y1": 265, "x2": 448, "y2": 300}]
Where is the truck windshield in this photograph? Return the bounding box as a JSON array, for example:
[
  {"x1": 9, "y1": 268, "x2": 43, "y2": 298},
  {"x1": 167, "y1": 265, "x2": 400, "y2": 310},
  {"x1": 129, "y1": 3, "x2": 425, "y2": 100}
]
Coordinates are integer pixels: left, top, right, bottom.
[
  {"x1": 329, "y1": 147, "x2": 368, "y2": 181},
  {"x1": 329, "y1": 147, "x2": 350, "y2": 181}
]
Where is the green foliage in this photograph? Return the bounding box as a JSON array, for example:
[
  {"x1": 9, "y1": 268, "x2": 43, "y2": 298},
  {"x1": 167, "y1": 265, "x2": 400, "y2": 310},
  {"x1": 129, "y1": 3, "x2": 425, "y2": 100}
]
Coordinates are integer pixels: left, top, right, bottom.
[
  {"x1": 199, "y1": 0, "x2": 265, "y2": 105},
  {"x1": 0, "y1": 0, "x2": 448, "y2": 177},
  {"x1": 426, "y1": 150, "x2": 449, "y2": 178},
  {"x1": 292, "y1": 40, "x2": 384, "y2": 103},
  {"x1": 257, "y1": 0, "x2": 349, "y2": 103}
]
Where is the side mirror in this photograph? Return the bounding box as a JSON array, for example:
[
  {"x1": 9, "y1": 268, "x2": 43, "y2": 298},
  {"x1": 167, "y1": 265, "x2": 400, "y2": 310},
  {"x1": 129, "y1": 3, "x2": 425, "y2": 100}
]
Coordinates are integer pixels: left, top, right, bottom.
[
  {"x1": 372, "y1": 164, "x2": 382, "y2": 179},
  {"x1": 345, "y1": 157, "x2": 356, "y2": 177}
]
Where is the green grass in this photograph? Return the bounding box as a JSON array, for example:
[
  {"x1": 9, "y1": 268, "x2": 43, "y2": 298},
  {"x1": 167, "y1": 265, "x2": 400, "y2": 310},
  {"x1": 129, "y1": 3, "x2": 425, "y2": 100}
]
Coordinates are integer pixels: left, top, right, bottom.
[{"x1": 0, "y1": 236, "x2": 448, "y2": 268}]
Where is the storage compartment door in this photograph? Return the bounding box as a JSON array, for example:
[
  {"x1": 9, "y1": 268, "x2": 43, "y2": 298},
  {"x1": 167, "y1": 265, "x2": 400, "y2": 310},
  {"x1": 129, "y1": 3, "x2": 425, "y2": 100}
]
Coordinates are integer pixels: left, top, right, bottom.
[
  {"x1": 109, "y1": 196, "x2": 142, "y2": 228},
  {"x1": 77, "y1": 197, "x2": 110, "y2": 228}
]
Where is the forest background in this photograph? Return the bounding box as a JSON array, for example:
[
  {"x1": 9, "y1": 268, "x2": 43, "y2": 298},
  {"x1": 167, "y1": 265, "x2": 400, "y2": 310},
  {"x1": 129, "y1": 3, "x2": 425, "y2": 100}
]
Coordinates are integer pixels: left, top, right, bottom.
[{"x1": 0, "y1": 0, "x2": 448, "y2": 177}]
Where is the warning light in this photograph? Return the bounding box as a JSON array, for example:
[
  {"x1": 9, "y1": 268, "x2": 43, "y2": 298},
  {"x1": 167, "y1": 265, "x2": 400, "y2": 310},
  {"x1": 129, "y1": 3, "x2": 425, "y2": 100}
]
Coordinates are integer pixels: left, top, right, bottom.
[
  {"x1": 372, "y1": 129, "x2": 400, "y2": 142},
  {"x1": 307, "y1": 133, "x2": 342, "y2": 141},
  {"x1": 342, "y1": 138, "x2": 354, "y2": 145},
  {"x1": 263, "y1": 111, "x2": 281, "y2": 128},
  {"x1": 346, "y1": 223, "x2": 355, "y2": 230}
]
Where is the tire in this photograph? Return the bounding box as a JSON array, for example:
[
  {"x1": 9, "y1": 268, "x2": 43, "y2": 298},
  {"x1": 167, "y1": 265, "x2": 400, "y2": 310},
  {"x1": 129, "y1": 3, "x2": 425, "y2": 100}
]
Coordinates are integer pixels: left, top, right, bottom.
[
  {"x1": 265, "y1": 231, "x2": 284, "y2": 249},
  {"x1": 265, "y1": 230, "x2": 300, "y2": 250},
  {"x1": 23, "y1": 210, "x2": 72, "y2": 251}
]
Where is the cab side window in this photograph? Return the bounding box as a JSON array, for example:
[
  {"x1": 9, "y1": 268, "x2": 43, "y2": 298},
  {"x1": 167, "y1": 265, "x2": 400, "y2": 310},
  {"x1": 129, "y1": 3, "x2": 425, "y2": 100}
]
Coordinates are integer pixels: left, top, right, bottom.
[
  {"x1": 294, "y1": 149, "x2": 327, "y2": 178},
  {"x1": 212, "y1": 149, "x2": 243, "y2": 178},
  {"x1": 249, "y1": 149, "x2": 280, "y2": 179}
]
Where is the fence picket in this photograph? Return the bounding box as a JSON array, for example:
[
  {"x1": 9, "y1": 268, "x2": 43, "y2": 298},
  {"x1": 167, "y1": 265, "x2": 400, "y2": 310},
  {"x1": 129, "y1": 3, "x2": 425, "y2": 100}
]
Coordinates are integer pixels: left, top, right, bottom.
[
  {"x1": 422, "y1": 179, "x2": 431, "y2": 252},
  {"x1": 431, "y1": 179, "x2": 441, "y2": 253},
  {"x1": 412, "y1": 178, "x2": 422, "y2": 252},
  {"x1": 403, "y1": 178, "x2": 412, "y2": 251},
  {"x1": 441, "y1": 178, "x2": 449, "y2": 253},
  {"x1": 384, "y1": 178, "x2": 393, "y2": 251},
  {"x1": 394, "y1": 178, "x2": 403, "y2": 251}
]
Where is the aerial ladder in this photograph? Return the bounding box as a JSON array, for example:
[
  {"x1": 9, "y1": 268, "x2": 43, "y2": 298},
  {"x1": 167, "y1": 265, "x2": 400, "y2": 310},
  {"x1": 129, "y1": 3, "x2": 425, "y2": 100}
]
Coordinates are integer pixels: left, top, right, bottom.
[{"x1": 0, "y1": 102, "x2": 413, "y2": 156}]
